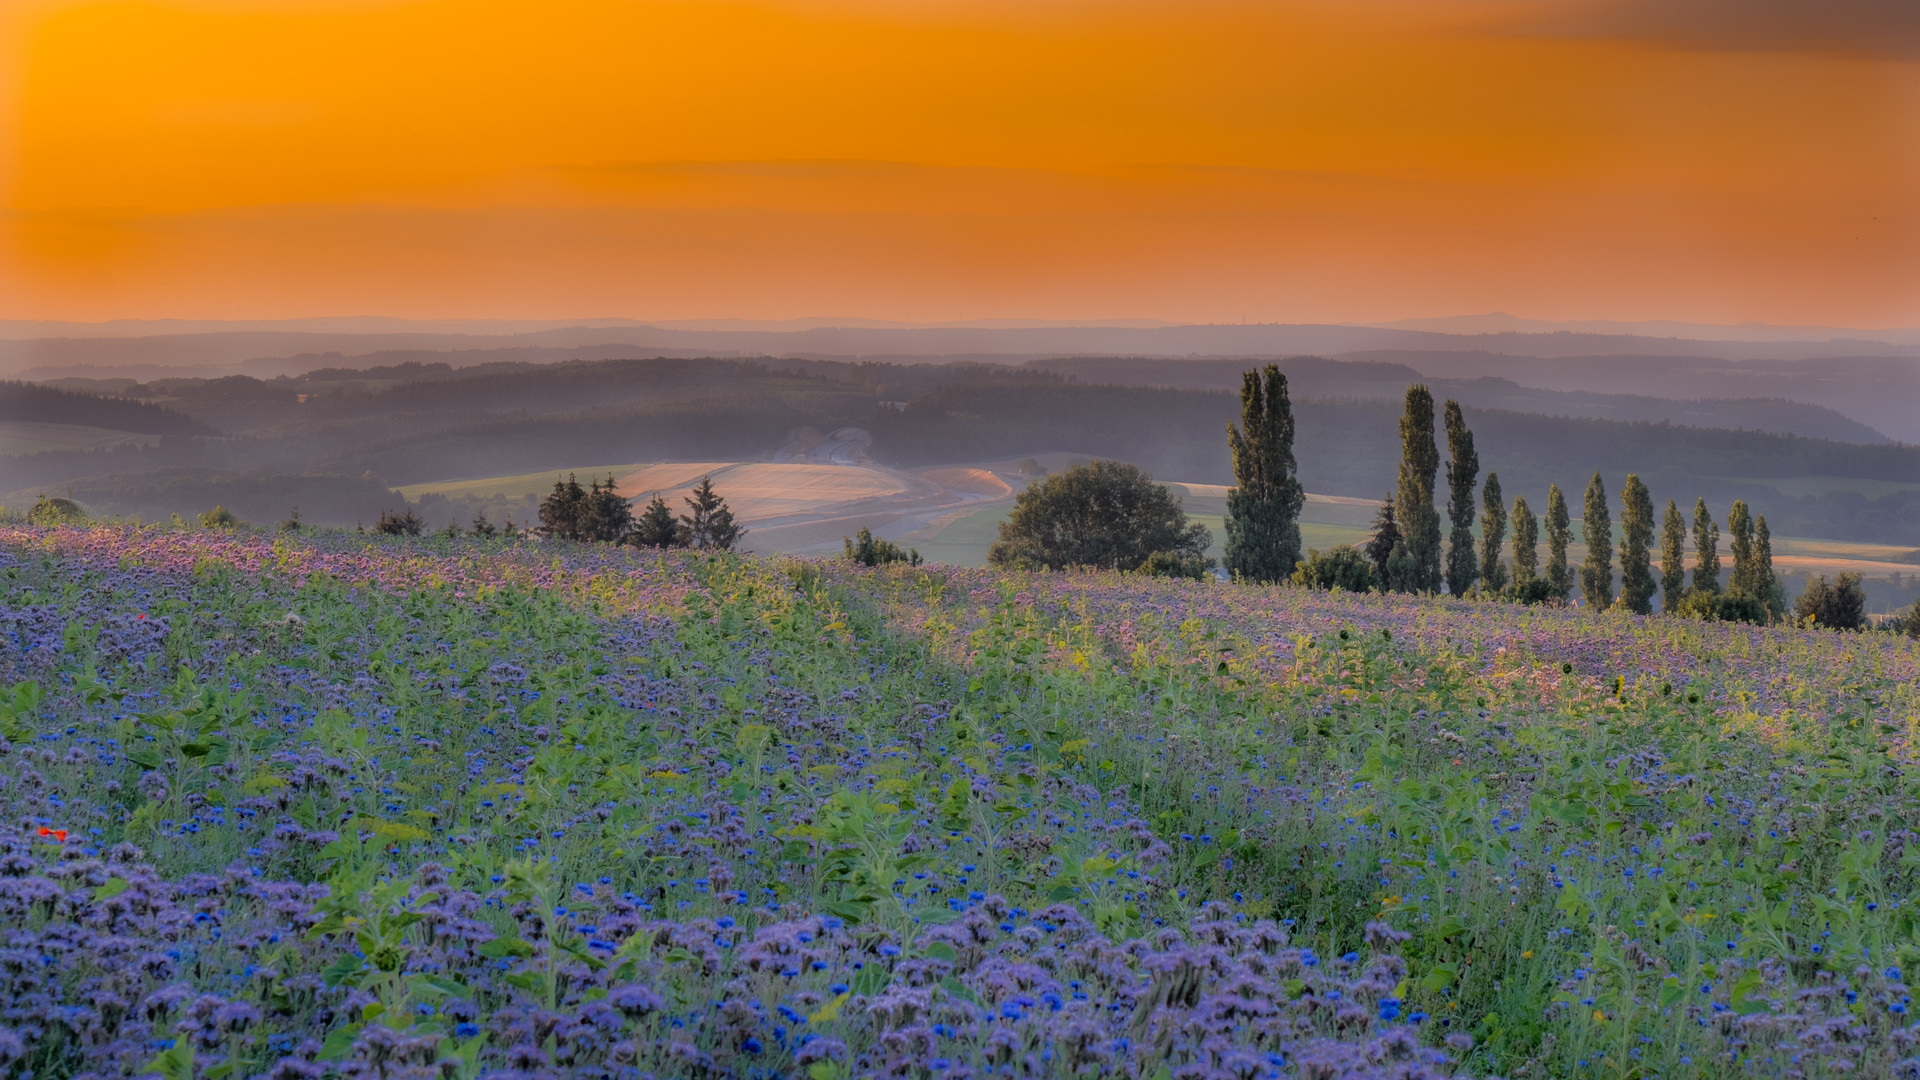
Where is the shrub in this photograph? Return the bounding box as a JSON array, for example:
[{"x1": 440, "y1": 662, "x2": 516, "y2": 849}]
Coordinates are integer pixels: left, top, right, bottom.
[
  {"x1": 1138, "y1": 549, "x2": 1213, "y2": 580},
  {"x1": 988, "y1": 459, "x2": 1209, "y2": 572},
  {"x1": 1678, "y1": 588, "x2": 1769, "y2": 624},
  {"x1": 1289, "y1": 545, "x2": 1377, "y2": 592},
  {"x1": 843, "y1": 527, "x2": 922, "y2": 567},
  {"x1": 26, "y1": 496, "x2": 86, "y2": 526},
  {"x1": 1794, "y1": 572, "x2": 1867, "y2": 631},
  {"x1": 1506, "y1": 576, "x2": 1562, "y2": 606},
  {"x1": 197, "y1": 505, "x2": 241, "y2": 529}
]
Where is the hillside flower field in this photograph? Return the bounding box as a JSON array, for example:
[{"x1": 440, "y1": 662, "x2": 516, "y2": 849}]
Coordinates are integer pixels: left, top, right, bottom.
[{"x1": 2, "y1": 527, "x2": 1919, "y2": 1080}]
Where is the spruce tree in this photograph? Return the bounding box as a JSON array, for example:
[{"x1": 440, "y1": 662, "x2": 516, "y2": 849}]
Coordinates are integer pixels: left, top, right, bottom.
[
  {"x1": 1727, "y1": 499, "x2": 1756, "y2": 596},
  {"x1": 1691, "y1": 498, "x2": 1720, "y2": 594},
  {"x1": 1224, "y1": 364, "x2": 1306, "y2": 582},
  {"x1": 1660, "y1": 499, "x2": 1686, "y2": 613},
  {"x1": 584, "y1": 474, "x2": 634, "y2": 542},
  {"x1": 1618, "y1": 474, "x2": 1655, "y2": 615},
  {"x1": 538, "y1": 473, "x2": 590, "y2": 541},
  {"x1": 1545, "y1": 484, "x2": 1572, "y2": 599},
  {"x1": 1442, "y1": 400, "x2": 1480, "y2": 596},
  {"x1": 1479, "y1": 473, "x2": 1508, "y2": 593},
  {"x1": 1363, "y1": 496, "x2": 1399, "y2": 585},
  {"x1": 680, "y1": 476, "x2": 745, "y2": 551},
  {"x1": 1510, "y1": 495, "x2": 1537, "y2": 584},
  {"x1": 1387, "y1": 386, "x2": 1442, "y2": 593},
  {"x1": 1580, "y1": 473, "x2": 1613, "y2": 608},
  {"x1": 628, "y1": 495, "x2": 682, "y2": 548}
]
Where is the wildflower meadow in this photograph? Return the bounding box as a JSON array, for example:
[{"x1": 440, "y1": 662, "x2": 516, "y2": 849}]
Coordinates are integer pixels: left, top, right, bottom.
[{"x1": 2, "y1": 523, "x2": 1919, "y2": 1080}]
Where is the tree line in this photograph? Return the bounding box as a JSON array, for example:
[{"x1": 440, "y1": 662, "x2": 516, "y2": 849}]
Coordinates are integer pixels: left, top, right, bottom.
[
  {"x1": 1234, "y1": 369, "x2": 1882, "y2": 628},
  {"x1": 984, "y1": 364, "x2": 1895, "y2": 631}
]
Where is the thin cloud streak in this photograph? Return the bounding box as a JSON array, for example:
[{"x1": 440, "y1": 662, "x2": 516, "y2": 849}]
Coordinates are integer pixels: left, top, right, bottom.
[{"x1": 1506, "y1": 0, "x2": 1920, "y2": 61}]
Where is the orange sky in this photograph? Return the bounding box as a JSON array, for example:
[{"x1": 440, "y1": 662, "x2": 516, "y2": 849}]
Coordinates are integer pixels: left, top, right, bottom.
[{"x1": 2, "y1": 0, "x2": 1916, "y2": 325}]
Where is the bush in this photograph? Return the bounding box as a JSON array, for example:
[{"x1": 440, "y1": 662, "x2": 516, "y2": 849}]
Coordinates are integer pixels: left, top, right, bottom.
[
  {"x1": 1793, "y1": 572, "x2": 1867, "y2": 631},
  {"x1": 988, "y1": 460, "x2": 1210, "y2": 572},
  {"x1": 843, "y1": 527, "x2": 921, "y2": 567},
  {"x1": 1678, "y1": 588, "x2": 1769, "y2": 624},
  {"x1": 1505, "y1": 577, "x2": 1562, "y2": 606},
  {"x1": 1138, "y1": 549, "x2": 1213, "y2": 580},
  {"x1": 26, "y1": 496, "x2": 86, "y2": 526},
  {"x1": 198, "y1": 505, "x2": 242, "y2": 529},
  {"x1": 1288, "y1": 545, "x2": 1376, "y2": 592},
  {"x1": 1901, "y1": 604, "x2": 1920, "y2": 639}
]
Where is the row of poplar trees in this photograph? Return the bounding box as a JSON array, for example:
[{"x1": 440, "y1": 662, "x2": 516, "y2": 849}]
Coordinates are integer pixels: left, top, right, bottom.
[{"x1": 1224, "y1": 367, "x2": 1786, "y2": 618}]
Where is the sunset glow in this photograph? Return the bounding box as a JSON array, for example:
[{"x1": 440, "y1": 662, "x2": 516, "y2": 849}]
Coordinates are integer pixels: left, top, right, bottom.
[{"x1": 3, "y1": 0, "x2": 1916, "y2": 324}]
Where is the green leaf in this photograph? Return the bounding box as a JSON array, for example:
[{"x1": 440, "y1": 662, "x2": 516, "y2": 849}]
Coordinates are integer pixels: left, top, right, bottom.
[
  {"x1": 478, "y1": 936, "x2": 535, "y2": 960},
  {"x1": 321, "y1": 953, "x2": 366, "y2": 988},
  {"x1": 318, "y1": 1024, "x2": 362, "y2": 1061},
  {"x1": 852, "y1": 965, "x2": 891, "y2": 997},
  {"x1": 925, "y1": 941, "x2": 957, "y2": 962},
  {"x1": 142, "y1": 1045, "x2": 196, "y2": 1080},
  {"x1": 939, "y1": 976, "x2": 979, "y2": 1004},
  {"x1": 914, "y1": 908, "x2": 963, "y2": 927},
  {"x1": 1659, "y1": 977, "x2": 1686, "y2": 1008},
  {"x1": 93, "y1": 876, "x2": 130, "y2": 902},
  {"x1": 1419, "y1": 963, "x2": 1459, "y2": 993}
]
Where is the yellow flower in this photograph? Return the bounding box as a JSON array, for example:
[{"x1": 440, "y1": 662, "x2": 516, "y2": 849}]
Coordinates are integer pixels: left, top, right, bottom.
[
  {"x1": 1522, "y1": 950, "x2": 1534, "y2": 959},
  {"x1": 1593, "y1": 1009, "x2": 1605, "y2": 1022}
]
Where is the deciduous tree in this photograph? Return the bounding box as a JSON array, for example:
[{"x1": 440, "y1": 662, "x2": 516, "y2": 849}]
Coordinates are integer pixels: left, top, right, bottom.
[
  {"x1": 1387, "y1": 386, "x2": 1442, "y2": 593},
  {"x1": 1479, "y1": 473, "x2": 1508, "y2": 593},
  {"x1": 1443, "y1": 400, "x2": 1480, "y2": 596},
  {"x1": 988, "y1": 460, "x2": 1210, "y2": 572},
  {"x1": 1223, "y1": 364, "x2": 1305, "y2": 583},
  {"x1": 1580, "y1": 473, "x2": 1613, "y2": 608},
  {"x1": 1618, "y1": 474, "x2": 1655, "y2": 615}
]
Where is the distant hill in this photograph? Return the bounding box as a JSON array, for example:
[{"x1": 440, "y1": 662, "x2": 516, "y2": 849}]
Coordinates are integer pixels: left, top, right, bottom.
[
  {"x1": 1029, "y1": 356, "x2": 1896, "y2": 444},
  {"x1": 5, "y1": 357, "x2": 1915, "y2": 543},
  {"x1": 0, "y1": 381, "x2": 211, "y2": 437}
]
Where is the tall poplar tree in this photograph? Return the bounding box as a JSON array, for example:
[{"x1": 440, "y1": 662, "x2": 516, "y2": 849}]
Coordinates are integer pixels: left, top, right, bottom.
[
  {"x1": 1479, "y1": 473, "x2": 1508, "y2": 593},
  {"x1": 1691, "y1": 498, "x2": 1720, "y2": 595},
  {"x1": 1727, "y1": 499, "x2": 1756, "y2": 597},
  {"x1": 1660, "y1": 498, "x2": 1686, "y2": 613},
  {"x1": 1510, "y1": 495, "x2": 1538, "y2": 584},
  {"x1": 1387, "y1": 386, "x2": 1442, "y2": 593},
  {"x1": 1755, "y1": 516, "x2": 1786, "y2": 620},
  {"x1": 1442, "y1": 400, "x2": 1480, "y2": 596},
  {"x1": 1545, "y1": 484, "x2": 1572, "y2": 599},
  {"x1": 1618, "y1": 474, "x2": 1655, "y2": 615},
  {"x1": 1224, "y1": 364, "x2": 1306, "y2": 582},
  {"x1": 1580, "y1": 472, "x2": 1614, "y2": 608}
]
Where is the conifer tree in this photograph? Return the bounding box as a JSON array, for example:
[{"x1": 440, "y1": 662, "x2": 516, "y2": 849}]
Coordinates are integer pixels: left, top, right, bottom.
[
  {"x1": 1479, "y1": 473, "x2": 1508, "y2": 593},
  {"x1": 1510, "y1": 495, "x2": 1537, "y2": 585},
  {"x1": 1224, "y1": 364, "x2": 1305, "y2": 582},
  {"x1": 1580, "y1": 473, "x2": 1613, "y2": 608},
  {"x1": 537, "y1": 473, "x2": 590, "y2": 541},
  {"x1": 1727, "y1": 499, "x2": 1756, "y2": 596},
  {"x1": 1545, "y1": 484, "x2": 1572, "y2": 599},
  {"x1": 680, "y1": 476, "x2": 745, "y2": 551},
  {"x1": 628, "y1": 494, "x2": 682, "y2": 548},
  {"x1": 1691, "y1": 498, "x2": 1720, "y2": 594},
  {"x1": 1660, "y1": 499, "x2": 1686, "y2": 613},
  {"x1": 1363, "y1": 496, "x2": 1399, "y2": 585},
  {"x1": 1618, "y1": 474, "x2": 1655, "y2": 615},
  {"x1": 1442, "y1": 400, "x2": 1480, "y2": 596},
  {"x1": 1387, "y1": 386, "x2": 1442, "y2": 593},
  {"x1": 584, "y1": 474, "x2": 634, "y2": 543}
]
